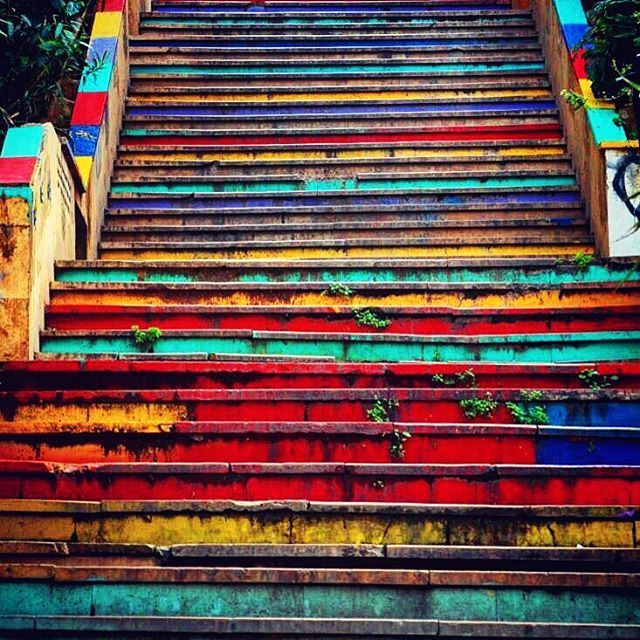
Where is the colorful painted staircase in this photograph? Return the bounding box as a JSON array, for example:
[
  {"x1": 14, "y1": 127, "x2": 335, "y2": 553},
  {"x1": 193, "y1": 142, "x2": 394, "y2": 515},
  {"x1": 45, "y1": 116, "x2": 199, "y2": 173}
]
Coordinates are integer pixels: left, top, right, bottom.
[{"x1": 1, "y1": 0, "x2": 640, "y2": 636}]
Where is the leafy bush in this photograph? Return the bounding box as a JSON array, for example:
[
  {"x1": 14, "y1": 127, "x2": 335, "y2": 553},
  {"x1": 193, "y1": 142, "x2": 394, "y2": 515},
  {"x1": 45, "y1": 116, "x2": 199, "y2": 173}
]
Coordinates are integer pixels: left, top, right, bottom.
[
  {"x1": 0, "y1": 0, "x2": 95, "y2": 142},
  {"x1": 580, "y1": 0, "x2": 640, "y2": 131}
]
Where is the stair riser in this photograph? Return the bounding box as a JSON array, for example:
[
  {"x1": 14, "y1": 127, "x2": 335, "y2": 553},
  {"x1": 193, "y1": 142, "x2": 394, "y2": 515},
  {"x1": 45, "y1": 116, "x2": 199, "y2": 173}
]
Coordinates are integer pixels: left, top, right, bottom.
[
  {"x1": 0, "y1": 504, "x2": 633, "y2": 546},
  {"x1": 6, "y1": 396, "x2": 639, "y2": 427},
  {"x1": 99, "y1": 227, "x2": 588, "y2": 243},
  {"x1": 6, "y1": 362, "x2": 637, "y2": 391},
  {"x1": 99, "y1": 246, "x2": 593, "y2": 260},
  {"x1": 130, "y1": 50, "x2": 543, "y2": 63},
  {"x1": 103, "y1": 210, "x2": 584, "y2": 225},
  {"x1": 112, "y1": 164, "x2": 574, "y2": 182},
  {"x1": 116, "y1": 145, "x2": 567, "y2": 165},
  {"x1": 46, "y1": 287, "x2": 634, "y2": 310},
  {"x1": 57, "y1": 263, "x2": 630, "y2": 285},
  {"x1": 2, "y1": 468, "x2": 639, "y2": 504},
  {"x1": 121, "y1": 115, "x2": 560, "y2": 131},
  {"x1": 43, "y1": 308, "x2": 640, "y2": 336},
  {"x1": 1, "y1": 581, "x2": 638, "y2": 623},
  {"x1": 130, "y1": 63, "x2": 545, "y2": 80},
  {"x1": 2, "y1": 432, "x2": 638, "y2": 465},
  {"x1": 0, "y1": 581, "x2": 638, "y2": 624}
]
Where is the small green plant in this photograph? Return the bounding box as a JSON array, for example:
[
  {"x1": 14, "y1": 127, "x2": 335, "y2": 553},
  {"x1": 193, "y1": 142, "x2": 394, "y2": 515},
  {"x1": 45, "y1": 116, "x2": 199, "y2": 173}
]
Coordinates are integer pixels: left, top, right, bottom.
[
  {"x1": 353, "y1": 308, "x2": 391, "y2": 329},
  {"x1": 432, "y1": 368, "x2": 476, "y2": 388},
  {"x1": 561, "y1": 89, "x2": 588, "y2": 111},
  {"x1": 432, "y1": 348, "x2": 444, "y2": 362},
  {"x1": 387, "y1": 428, "x2": 412, "y2": 460},
  {"x1": 367, "y1": 397, "x2": 399, "y2": 423},
  {"x1": 131, "y1": 325, "x2": 162, "y2": 353},
  {"x1": 372, "y1": 479, "x2": 385, "y2": 490},
  {"x1": 324, "y1": 282, "x2": 354, "y2": 298},
  {"x1": 505, "y1": 389, "x2": 549, "y2": 425},
  {"x1": 459, "y1": 393, "x2": 498, "y2": 419},
  {"x1": 578, "y1": 368, "x2": 619, "y2": 390},
  {"x1": 573, "y1": 252, "x2": 594, "y2": 272}
]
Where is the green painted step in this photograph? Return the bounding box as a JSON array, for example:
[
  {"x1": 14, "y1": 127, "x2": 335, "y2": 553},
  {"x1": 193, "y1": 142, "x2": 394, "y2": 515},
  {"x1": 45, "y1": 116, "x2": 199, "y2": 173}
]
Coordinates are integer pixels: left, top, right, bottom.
[
  {"x1": 109, "y1": 176, "x2": 576, "y2": 194},
  {"x1": 56, "y1": 259, "x2": 636, "y2": 284},
  {"x1": 38, "y1": 329, "x2": 640, "y2": 362}
]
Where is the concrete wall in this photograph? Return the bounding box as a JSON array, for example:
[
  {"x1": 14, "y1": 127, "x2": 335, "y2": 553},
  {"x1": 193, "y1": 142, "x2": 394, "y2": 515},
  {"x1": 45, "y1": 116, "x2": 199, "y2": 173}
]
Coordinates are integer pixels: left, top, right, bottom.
[
  {"x1": 531, "y1": 0, "x2": 640, "y2": 256},
  {"x1": 0, "y1": 0, "x2": 147, "y2": 359},
  {"x1": 0, "y1": 125, "x2": 76, "y2": 359}
]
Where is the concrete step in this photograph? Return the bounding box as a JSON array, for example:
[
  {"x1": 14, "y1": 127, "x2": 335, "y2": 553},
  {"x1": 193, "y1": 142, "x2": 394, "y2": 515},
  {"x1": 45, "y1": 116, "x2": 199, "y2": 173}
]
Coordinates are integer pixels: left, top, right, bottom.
[
  {"x1": 4, "y1": 616, "x2": 639, "y2": 639},
  {"x1": 0, "y1": 499, "x2": 635, "y2": 546},
  {"x1": 113, "y1": 156, "x2": 574, "y2": 180},
  {"x1": 3, "y1": 540, "x2": 638, "y2": 570},
  {"x1": 42, "y1": 304, "x2": 640, "y2": 337},
  {"x1": 57, "y1": 257, "x2": 628, "y2": 284},
  {"x1": 103, "y1": 203, "x2": 583, "y2": 226},
  {"x1": 129, "y1": 42, "x2": 544, "y2": 57},
  {"x1": 3, "y1": 420, "x2": 639, "y2": 465},
  {"x1": 37, "y1": 327, "x2": 640, "y2": 362},
  {"x1": 127, "y1": 77, "x2": 552, "y2": 93},
  {"x1": 48, "y1": 279, "x2": 637, "y2": 309},
  {"x1": 129, "y1": 63, "x2": 546, "y2": 80},
  {"x1": 99, "y1": 220, "x2": 590, "y2": 244},
  {"x1": 129, "y1": 51, "x2": 545, "y2": 65},
  {"x1": 0, "y1": 564, "x2": 639, "y2": 627},
  {"x1": 5, "y1": 360, "x2": 638, "y2": 391},
  {"x1": 3, "y1": 386, "x2": 639, "y2": 428},
  {"x1": 1, "y1": 459, "x2": 640, "y2": 503},
  {"x1": 120, "y1": 117, "x2": 562, "y2": 135}
]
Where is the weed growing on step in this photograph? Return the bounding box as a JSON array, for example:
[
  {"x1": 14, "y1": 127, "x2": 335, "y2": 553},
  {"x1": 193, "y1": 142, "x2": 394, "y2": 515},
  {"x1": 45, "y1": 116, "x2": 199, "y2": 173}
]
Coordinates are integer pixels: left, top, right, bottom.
[
  {"x1": 459, "y1": 393, "x2": 498, "y2": 420},
  {"x1": 505, "y1": 389, "x2": 550, "y2": 425},
  {"x1": 324, "y1": 282, "x2": 354, "y2": 298},
  {"x1": 372, "y1": 479, "x2": 385, "y2": 490},
  {"x1": 367, "y1": 396, "x2": 399, "y2": 423},
  {"x1": 432, "y1": 368, "x2": 477, "y2": 388},
  {"x1": 578, "y1": 368, "x2": 619, "y2": 390},
  {"x1": 131, "y1": 325, "x2": 162, "y2": 353},
  {"x1": 432, "y1": 348, "x2": 444, "y2": 362},
  {"x1": 387, "y1": 428, "x2": 412, "y2": 460},
  {"x1": 573, "y1": 252, "x2": 594, "y2": 272},
  {"x1": 561, "y1": 89, "x2": 588, "y2": 111},
  {"x1": 353, "y1": 307, "x2": 391, "y2": 329}
]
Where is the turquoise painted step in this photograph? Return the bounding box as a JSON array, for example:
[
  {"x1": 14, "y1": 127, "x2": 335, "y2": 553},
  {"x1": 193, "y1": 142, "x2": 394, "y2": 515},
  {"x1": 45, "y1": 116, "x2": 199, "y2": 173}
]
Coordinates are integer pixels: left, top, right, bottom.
[
  {"x1": 0, "y1": 583, "x2": 637, "y2": 623},
  {"x1": 54, "y1": 264, "x2": 640, "y2": 284},
  {"x1": 130, "y1": 62, "x2": 545, "y2": 75},
  {"x1": 141, "y1": 16, "x2": 529, "y2": 26},
  {"x1": 109, "y1": 176, "x2": 576, "y2": 194},
  {"x1": 39, "y1": 330, "x2": 640, "y2": 363}
]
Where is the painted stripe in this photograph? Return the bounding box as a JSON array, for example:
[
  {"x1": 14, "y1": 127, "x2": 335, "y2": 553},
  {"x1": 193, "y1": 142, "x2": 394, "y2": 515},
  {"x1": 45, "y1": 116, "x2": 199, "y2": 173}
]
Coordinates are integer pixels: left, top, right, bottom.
[
  {"x1": 131, "y1": 62, "x2": 545, "y2": 76},
  {"x1": 127, "y1": 100, "x2": 557, "y2": 117},
  {"x1": 39, "y1": 331, "x2": 640, "y2": 363},
  {"x1": 0, "y1": 582, "x2": 638, "y2": 622}
]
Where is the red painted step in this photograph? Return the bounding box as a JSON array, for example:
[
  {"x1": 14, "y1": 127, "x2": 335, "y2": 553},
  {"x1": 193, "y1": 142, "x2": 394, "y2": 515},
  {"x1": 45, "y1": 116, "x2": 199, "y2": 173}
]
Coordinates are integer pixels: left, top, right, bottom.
[
  {"x1": 2, "y1": 361, "x2": 638, "y2": 391},
  {"x1": 120, "y1": 124, "x2": 563, "y2": 147},
  {"x1": 1, "y1": 388, "x2": 636, "y2": 424},
  {"x1": 1, "y1": 460, "x2": 637, "y2": 504},
  {"x1": 0, "y1": 422, "x2": 538, "y2": 464},
  {"x1": 44, "y1": 304, "x2": 640, "y2": 335}
]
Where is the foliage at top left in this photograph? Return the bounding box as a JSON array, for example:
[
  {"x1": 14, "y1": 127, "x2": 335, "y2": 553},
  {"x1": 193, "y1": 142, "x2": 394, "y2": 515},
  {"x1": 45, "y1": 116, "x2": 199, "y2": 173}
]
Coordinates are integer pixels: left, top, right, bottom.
[{"x1": 0, "y1": 0, "x2": 95, "y2": 144}]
